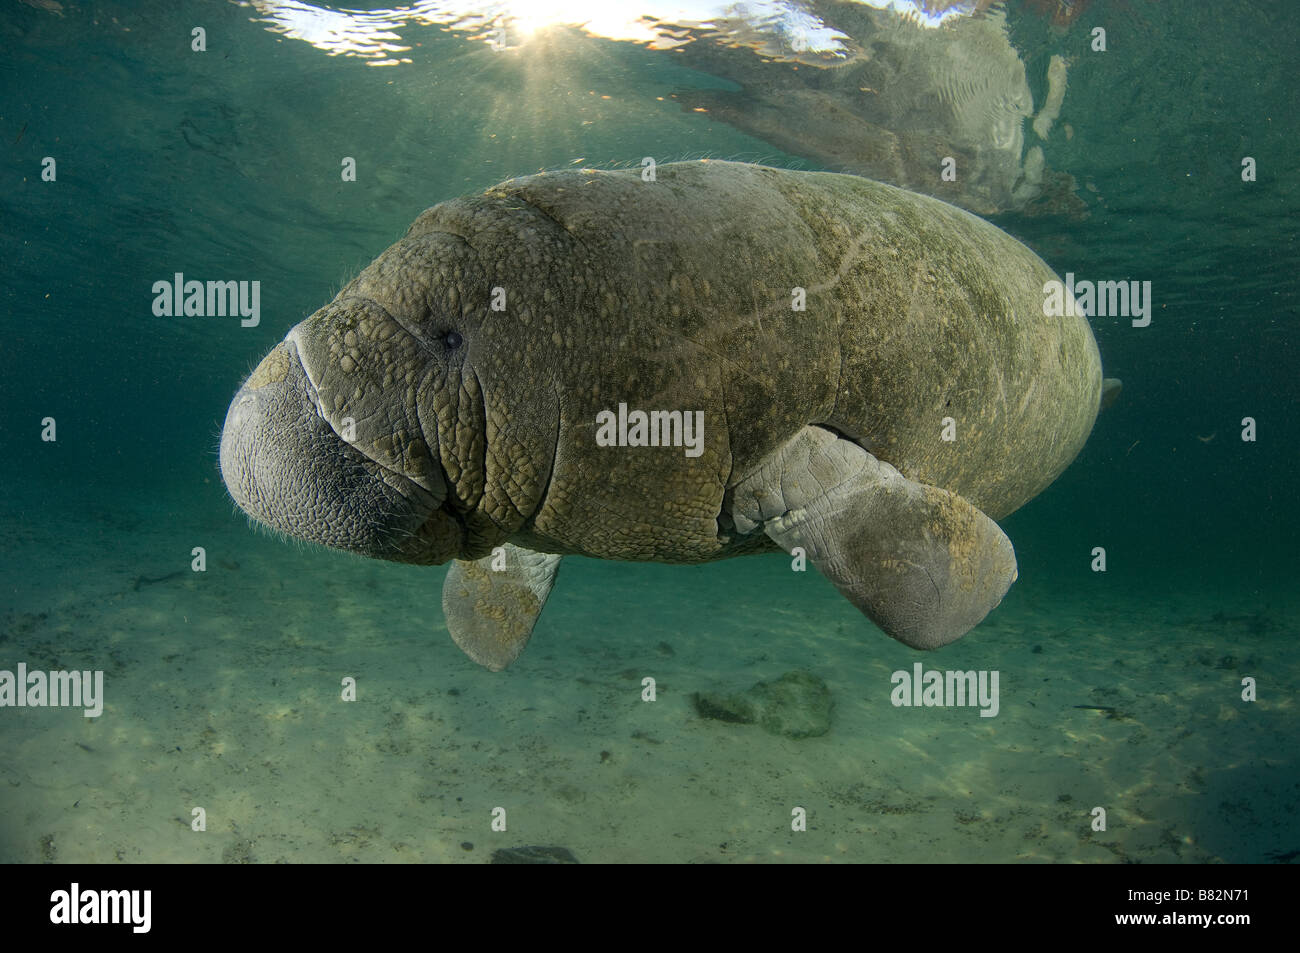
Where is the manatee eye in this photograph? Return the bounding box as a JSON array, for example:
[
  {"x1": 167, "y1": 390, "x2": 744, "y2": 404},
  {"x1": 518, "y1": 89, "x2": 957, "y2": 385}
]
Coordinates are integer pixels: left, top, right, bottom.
[{"x1": 442, "y1": 330, "x2": 463, "y2": 350}]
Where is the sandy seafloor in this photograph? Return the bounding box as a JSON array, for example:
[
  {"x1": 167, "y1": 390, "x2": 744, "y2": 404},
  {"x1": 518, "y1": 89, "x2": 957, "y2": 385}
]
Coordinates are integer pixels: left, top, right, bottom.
[{"x1": 2, "y1": 480, "x2": 1296, "y2": 865}]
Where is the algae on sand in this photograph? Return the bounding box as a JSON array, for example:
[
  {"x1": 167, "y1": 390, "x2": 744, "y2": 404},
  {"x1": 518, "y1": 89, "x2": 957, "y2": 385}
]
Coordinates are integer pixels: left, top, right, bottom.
[{"x1": 693, "y1": 670, "x2": 833, "y2": 738}]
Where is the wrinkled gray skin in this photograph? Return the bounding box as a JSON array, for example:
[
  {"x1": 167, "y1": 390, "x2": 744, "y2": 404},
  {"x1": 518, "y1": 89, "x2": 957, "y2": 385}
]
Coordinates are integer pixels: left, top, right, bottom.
[{"x1": 221, "y1": 161, "x2": 1107, "y2": 671}]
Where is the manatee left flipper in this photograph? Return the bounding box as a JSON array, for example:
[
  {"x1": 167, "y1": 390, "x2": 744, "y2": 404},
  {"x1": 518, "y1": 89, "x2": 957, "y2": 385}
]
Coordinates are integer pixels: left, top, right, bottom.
[
  {"x1": 729, "y1": 426, "x2": 1017, "y2": 650},
  {"x1": 442, "y1": 543, "x2": 562, "y2": 671}
]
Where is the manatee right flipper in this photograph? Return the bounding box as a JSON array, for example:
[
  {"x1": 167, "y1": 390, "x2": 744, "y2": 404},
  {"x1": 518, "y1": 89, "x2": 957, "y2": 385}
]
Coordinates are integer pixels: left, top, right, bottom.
[
  {"x1": 729, "y1": 426, "x2": 1017, "y2": 650},
  {"x1": 442, "y1": 543, "x2": 562, "y2": 671}
]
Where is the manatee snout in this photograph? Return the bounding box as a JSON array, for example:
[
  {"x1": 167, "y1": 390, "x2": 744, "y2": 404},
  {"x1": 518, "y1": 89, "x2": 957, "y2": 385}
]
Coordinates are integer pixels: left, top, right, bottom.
[{"x1": 219, "y1": 336, "x2": 458, "y2": 565}]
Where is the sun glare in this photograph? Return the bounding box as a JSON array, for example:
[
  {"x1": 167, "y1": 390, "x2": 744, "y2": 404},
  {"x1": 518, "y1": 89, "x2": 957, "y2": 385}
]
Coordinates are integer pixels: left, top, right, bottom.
[{"x1": 238, "y1": 0, "x2": 974, "y2": 66}]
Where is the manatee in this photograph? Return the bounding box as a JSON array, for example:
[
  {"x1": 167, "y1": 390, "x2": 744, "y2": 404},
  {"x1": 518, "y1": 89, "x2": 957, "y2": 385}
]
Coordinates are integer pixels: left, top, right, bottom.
[{"x1": 220, "y1": 160, "x2": 1111, "y2": 671}]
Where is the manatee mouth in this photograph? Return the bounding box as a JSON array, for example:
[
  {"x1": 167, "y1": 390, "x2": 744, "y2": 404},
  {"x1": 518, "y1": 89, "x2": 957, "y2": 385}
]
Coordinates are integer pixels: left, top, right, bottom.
[{"x1": 219, "y1": 339, "x2": 461, "y2": 564}]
